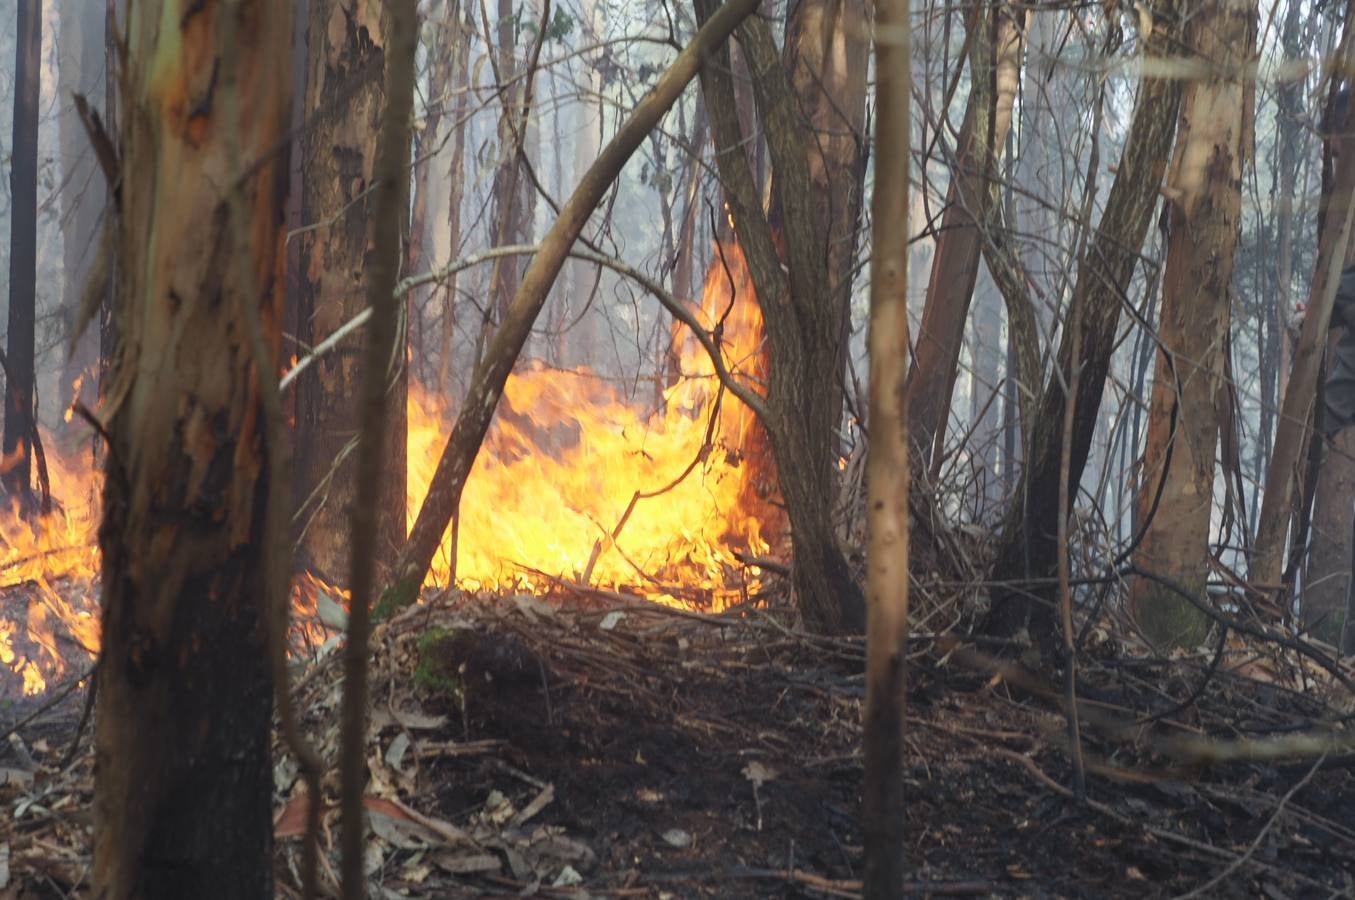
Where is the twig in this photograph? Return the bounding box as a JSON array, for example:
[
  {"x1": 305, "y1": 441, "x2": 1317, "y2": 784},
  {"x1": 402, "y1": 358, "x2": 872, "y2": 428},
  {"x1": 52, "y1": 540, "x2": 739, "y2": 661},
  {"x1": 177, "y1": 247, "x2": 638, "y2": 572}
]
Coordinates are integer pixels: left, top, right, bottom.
[
  {"x1": 1174, "y1": 753, "x2": 1327, "y2": 899},
  {"x1": 0, "y1": 663, "x2": 95, "y2": 745}
]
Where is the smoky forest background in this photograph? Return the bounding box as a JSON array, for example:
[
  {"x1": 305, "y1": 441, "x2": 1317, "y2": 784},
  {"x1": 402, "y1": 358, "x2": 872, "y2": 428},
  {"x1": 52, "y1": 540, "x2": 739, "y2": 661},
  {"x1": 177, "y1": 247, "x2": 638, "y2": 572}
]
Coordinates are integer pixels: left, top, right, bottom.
[{"x1": 0, "y1": 0, "x2": 1353, "y2": 897}]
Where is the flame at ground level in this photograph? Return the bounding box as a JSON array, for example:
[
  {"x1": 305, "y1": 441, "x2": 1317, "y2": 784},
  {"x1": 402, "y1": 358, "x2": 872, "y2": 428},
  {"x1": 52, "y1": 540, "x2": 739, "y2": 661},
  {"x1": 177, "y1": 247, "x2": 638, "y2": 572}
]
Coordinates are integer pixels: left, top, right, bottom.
[
  {"x1": 0, "y1": 243, "x2": 778, "y2": 693},
  {"x1": 409, "y1": 241, "x2": 780, "y2": 606}
]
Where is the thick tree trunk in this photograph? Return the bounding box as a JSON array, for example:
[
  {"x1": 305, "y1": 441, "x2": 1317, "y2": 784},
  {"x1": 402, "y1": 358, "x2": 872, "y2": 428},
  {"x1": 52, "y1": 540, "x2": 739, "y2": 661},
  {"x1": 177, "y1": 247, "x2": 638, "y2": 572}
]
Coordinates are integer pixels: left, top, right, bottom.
[
  {"x1": 93, "y1": 2, "x2": 292, "y2": 896},
  {"x1": 1130, "y1": 0, "x2": 1255, "y2": 648},
  {"x1": 1306, "y1": 400, "x2": 1355, "y2": 644},
  {"x1": 296, "y1": 0, "x2": 407, "y2": 581},
  {"x1": 4, "y1": 1, "x2": 40, "y2": 497},
  {"x1": 986, "y1": 0, "x2": 1186, "y2": 642},
  {"x1": 904, "y1": 3, "x2": 1021, "y2": 465}
]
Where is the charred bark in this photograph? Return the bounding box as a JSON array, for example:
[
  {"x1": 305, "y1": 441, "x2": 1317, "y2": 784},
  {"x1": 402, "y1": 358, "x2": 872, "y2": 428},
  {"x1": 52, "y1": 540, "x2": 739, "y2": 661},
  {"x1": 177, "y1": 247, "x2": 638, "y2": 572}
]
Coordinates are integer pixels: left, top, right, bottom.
[
  {"x1": 295, "y1": 0, "x2": 407, "y2": 582},
  {"x1": 4, "y1": 1, "x2": 40, "y2": 498},
  {"x1": 93, "y1": 2, "x2": 292, "y2": 895}
]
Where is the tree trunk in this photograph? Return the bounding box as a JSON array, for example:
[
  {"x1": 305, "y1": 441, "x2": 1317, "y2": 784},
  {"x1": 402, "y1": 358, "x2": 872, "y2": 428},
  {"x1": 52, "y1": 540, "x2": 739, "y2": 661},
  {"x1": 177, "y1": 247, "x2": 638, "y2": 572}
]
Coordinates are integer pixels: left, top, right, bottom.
[
  {"x1": 1254, "y1": 55, "x2": 1355, "y2": 592},
  {"x1": 986, "y1": 0, "x2": 1186, "y2": 642},
  {"x1": 691, "y1": 0, "x2": 871, "y2": 634},
  {"x1": 487, "y1": 0, "x2": 532, "y2": 321},
  {"x1": 862, "y1": 1, "x2": 911, "y2": 892},
  {"x1": 1306, "y1": 397, "x2": 1355, "y2": 644},
  {"x1": 93, "y1": 1, "x2": 292, "y2": 895},
  {"x1": 439, "y1": 2, "x2": 471, "y2": 391},
  {"x1": 296, "y1": 0, "x2": 407, "y2": 582},
  {"x1": 1130, "y1": 0, "x2": 1255, "y2": 648},
  {"x1": 969, "y1": 266, "x2": 1003, "y2": 512},
  {"x1": 904, "y1": 3, "x2": 1022, "y2": 465},
  {"x1": 4, "y1": 0, "x2": 40, "y2": 498},
  {"x1": 56, "y1": 0, "x2": 106, "y2": 418}
]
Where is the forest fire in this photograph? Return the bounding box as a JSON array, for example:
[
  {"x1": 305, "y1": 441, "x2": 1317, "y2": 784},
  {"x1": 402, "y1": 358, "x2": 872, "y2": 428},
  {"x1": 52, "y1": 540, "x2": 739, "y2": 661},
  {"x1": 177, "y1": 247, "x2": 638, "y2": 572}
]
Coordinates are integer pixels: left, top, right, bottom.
[
  {"x1": 409, "y1": 241, "x2": 778, "y2": 607},
  {"x1": 0, "y1": 244, "x2": 775, "y2": 693}
]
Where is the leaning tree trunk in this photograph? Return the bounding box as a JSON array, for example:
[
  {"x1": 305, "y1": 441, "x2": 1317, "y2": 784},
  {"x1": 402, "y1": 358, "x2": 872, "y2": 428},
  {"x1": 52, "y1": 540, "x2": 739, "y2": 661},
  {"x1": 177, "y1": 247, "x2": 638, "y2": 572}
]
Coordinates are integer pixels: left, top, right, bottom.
[
  {"x1": 904, "y1": 2, "x2": 1022, "y2": 467},
  {"x1": 986, "y1": 0, "x2": 1186, "y2": 643},
  {"x1": 1254, "y1": 42, "x2": 1355, "y2": 593},
  {"x1": 93, "y1": 1, "x2": 292, "y2": 896},
  {"x1": 4, "y1": 0, "x2": 40, "y2": 497},
  {"x1": 295, "y1": 0, "x2": 407, "y2": 582},
  {"x1": 1130, "y1": 0, "x2": 1256, "y2": 649}
]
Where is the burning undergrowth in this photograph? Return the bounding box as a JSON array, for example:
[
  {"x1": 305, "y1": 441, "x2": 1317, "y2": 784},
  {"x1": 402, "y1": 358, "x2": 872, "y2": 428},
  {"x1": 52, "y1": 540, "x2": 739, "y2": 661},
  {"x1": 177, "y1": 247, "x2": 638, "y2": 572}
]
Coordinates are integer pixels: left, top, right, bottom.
[{"x1": 0, "y1": 242, "x2": 783, "y2": 697}]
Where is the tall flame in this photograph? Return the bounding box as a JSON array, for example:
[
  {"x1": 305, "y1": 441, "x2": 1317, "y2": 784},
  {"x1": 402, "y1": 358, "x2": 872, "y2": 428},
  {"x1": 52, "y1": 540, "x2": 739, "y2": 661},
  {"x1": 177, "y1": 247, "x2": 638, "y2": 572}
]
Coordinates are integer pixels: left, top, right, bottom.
[
  {"x1": 0, "y1": 242, "x2": 777, "y2": 695},
  {"x1": 409, "y1": 241, "x2": 780, "y2": 606}
]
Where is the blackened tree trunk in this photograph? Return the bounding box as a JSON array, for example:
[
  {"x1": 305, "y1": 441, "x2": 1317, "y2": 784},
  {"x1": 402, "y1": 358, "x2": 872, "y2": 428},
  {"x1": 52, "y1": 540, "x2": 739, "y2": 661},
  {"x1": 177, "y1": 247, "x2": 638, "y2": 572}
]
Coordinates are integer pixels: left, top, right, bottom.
[
  {"x1": 4, "y1": 1, "x2": 40, "y2": 497},
  {"x1": 296, "y1": 0, "x2": 407, "y2": 582},
  {"x1": 986, "y1": 0, "x2": 1186, "y2": 642},
  {"x1": 93, "y1": 1, "x2": 292, "y2": 895}
]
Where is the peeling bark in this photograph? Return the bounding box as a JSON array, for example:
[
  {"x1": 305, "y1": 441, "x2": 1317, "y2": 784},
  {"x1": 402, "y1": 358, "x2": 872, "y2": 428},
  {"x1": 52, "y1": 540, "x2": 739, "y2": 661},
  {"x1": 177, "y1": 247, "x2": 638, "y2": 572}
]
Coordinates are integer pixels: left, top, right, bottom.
[{"x1": 94, "y1": 2, "x2": 292, "y2": 895}]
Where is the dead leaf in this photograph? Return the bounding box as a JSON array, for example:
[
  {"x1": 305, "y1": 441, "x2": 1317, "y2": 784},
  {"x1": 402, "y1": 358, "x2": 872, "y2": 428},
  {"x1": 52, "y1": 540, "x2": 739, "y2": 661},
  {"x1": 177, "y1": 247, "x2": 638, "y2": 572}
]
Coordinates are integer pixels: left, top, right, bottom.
[
  {"x1": 273, "y1": 792, "x2": 319, "y2": 839},
  {"x1": 385, "y1": 732, "x2": 411, "y2": 773},
  {"x1": 660, "y1": 829, "x2": 693, "y2": 849},
  {"x1": 742, "y1": 761, "x2": 776, "y2": 786}
]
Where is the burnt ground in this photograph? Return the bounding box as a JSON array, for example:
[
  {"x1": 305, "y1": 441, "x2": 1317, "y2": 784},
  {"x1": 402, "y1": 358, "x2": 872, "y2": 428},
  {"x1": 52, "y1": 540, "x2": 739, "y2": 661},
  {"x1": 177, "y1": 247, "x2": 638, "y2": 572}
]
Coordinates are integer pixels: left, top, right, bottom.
[{"x1": 2, "y1": 586, "x2": 1355, "y2": 898}]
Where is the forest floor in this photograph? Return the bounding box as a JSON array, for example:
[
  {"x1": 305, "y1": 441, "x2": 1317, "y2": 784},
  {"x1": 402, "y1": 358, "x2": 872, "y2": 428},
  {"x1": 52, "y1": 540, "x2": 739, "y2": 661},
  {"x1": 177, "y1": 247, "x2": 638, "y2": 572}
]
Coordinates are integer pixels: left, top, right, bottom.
[{"x1": 1, "y1": 582, "x2": 1355, "y2": 898}]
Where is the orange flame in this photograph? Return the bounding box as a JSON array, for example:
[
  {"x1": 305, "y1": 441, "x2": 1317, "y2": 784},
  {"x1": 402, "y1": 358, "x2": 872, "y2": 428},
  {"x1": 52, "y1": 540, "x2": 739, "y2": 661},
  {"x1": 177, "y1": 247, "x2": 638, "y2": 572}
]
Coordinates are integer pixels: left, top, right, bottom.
[
  {"x1": 0, "y1": 242, "x2": 777, "y2": 694},
  {"x1": 409, "y1": 241, "x2": 780, "y2": 607}
]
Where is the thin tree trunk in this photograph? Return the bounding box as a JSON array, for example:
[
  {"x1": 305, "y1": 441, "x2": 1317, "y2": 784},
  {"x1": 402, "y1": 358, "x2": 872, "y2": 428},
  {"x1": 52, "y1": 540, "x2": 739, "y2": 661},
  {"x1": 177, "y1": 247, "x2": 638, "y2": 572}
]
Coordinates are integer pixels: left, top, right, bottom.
[
  {"x1": 4, "y1": 1, "x2": 40, "y2": 498},
  {"x1": 863, "y1": 1, "x2": 910, "y2": 891},
  {"x1": 439, "y1": 2, "x2": 471, "y2": 391},
  {"x1": 986, "y1": 0, "x2": 1186, "y2": 642},
  {"x1": 1130, "y1": 0, "x2": 1255, "y2": 648},
  {"x1": 905, "y1": 3, "x2": 1022, "y2": 464},
  {"x1": 57, "y1": 0, "x2": 106, "y2": 419},
  {"x1": 296, "y1": 0, "x2": 407, "y2": 581},
  {"x1": 339, "y1": 1, "x2": 419, "y2": 893},
  {"x1": 93, "y1": 2, "x2": 292, "y2": 894},
  {"x1": 1254, "y1": 45, "x2": 1355, "y2": 592}
]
